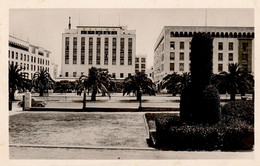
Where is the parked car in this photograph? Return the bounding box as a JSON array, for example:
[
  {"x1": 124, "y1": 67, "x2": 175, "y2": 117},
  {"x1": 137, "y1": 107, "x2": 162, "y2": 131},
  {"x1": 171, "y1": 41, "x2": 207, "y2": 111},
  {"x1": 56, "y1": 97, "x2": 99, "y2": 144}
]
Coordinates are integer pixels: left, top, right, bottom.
[{"x1": 18, "y1": 98, "x2": 47, "y2": 107}]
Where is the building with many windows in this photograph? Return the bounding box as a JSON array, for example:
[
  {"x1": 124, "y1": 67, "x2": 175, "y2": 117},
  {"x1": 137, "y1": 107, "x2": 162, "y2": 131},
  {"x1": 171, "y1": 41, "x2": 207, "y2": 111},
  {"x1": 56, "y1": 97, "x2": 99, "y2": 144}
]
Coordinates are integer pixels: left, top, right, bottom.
[
  {"x1": 8, "y1": 35, "x2": 51, "y2": 79},
  {"x1": 60, "y1": 25, "x2": 136, "y2": 80},
  {"x1": 153, "y1": 26, "x2": 254, "y2": 84},
  {"x1": 135, "y1": 54, "x2": 147, "y2": 74}
]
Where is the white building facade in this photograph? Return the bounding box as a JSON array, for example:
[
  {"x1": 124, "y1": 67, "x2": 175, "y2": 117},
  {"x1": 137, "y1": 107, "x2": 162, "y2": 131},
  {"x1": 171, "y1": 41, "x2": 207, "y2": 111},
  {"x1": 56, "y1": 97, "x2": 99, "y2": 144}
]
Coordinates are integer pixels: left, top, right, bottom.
[
  {"x1": 154, "y1": 26, "x2": 254, "y2": 84},
  {"x1": 135, "y1": 54, "x2": 147, "y2": 74},
  {"x1": 60, "y1": 25, "x2": 136, "y2": 80},
  {"x1": 8, "y1": 35, "x2": 51, "y2": 79}
]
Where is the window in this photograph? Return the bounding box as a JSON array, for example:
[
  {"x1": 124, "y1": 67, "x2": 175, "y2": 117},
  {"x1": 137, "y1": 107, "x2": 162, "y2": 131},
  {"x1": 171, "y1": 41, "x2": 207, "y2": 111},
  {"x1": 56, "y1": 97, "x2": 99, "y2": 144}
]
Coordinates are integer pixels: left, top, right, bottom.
[
  {"x1": 180, "y1": 42, "x2": 184, "y2": 50},
  {"x1": 120, "y1": 73, "x2": 124, "y2": 78},
  {"x1": 27, "y1": 64, "x2": 29, "y2": 70},
  {"x1": 24, "y1": 54, "x2": 26, "y2": 61},
  {"x1": 120, "y1": 38, "x2": 124, "y2": 65},
  {"x1": 16, "y1": 62, "x2": 18, "y2": 66},
  {"x1": 89, "y1": 38, "x2": 93, "y2": 65},
  {"x1": 135, "y1": 64, "x2": 139, "y2": 69},
  {"x1": 170, "y1": 63, "x2": 174, "y2": 71},
  {"x1": 128, "y1": 38, "x2": 132, "y2": 65},
  {"x1": 16, "y1": 52, "x2": 18, "y2": 59},
  {"x1": 73, "y1": 72, "x2": 77, "y2": 77},
  {"x1": 8, "y1": 51, "x2": 10, "y2": 58},
  {"x1": 218, "y1": 64, "x2": 223, "y2": 72},
  {"x1": 112, "y1": 38, "x2": 117, "y2": 65},
  {"x1": 218, "y1": 42, "x2": 223, "y2": 50},
  {"x1": 170, "y1": 42, "x2": 175, "y2": 50},
  {"x1": 229, "y1": 53, "x2": 233, "y2": 61},
  {"x1": 242, "y1": 42, "x2": 248, "y2": 51},
  {"x1": 179, "y1": 63, "x2": 184, "y2": 71},
  {"x1": 170, "y1": 32, "x2": 174, "y2": 37},
  {"x1": 229, "y1": 42, "x2": 233, "y2": 50},
  {"x1": 34, "y1": 57, "x2": 36, "y2": 63},
  {"x1": 180, "y1": 52, "x2": 184, "y2": 60},
  {"x1": 73, "y1": 37, "x2": 77, "y2": 64},
  {"x1": 141, "y1": 58, "x2": 145, "y2": 62},
  {"x1": 242, "y1": 53, "x2": 248, "y2": 60},
  {"x1": 141, "y1": 64, "x2": 145, "y2": 69},
  {"x1": 65, "y1": 72, "x2": 69, "y2": 77},
  {"x1": 27, "y1": 55, "x2": 29, "y2": 62},
  {"x1": 135, "y1": 58, "x2": 139, "y2": 62},
  {"x1": 31, "y1": 56, "x2": 33, "y2": 62},
  {"x1": 218, "y1": 53, "x2": 223, "y2": 61},
  {"x1": 81, "y1": 37, "x2": 85, "y2": 64},
  {"x1": 96, "y1": 38, "x2": 101, "y2": 65},
  {"x1": 65, "y1": 37, "x2": 69, "y2": 64},
  {"x1": 128, "y1": 73, "x2": 131, "y2": 77},
  {"x1": 170, "y1": 52, "x2": 175, "y2": 60},
  {"x1": 12, "y1": 51, "x2": 14, "y2": 59},
  {"x1": 104, "y1": 38, "x2": 109, "y2": 65},
  {"x1": 21, "y1": 53, "x2": 23, "y2": 60},
  {"x1": 112, "y1": 73, "x2": 116, "y2": 78}
]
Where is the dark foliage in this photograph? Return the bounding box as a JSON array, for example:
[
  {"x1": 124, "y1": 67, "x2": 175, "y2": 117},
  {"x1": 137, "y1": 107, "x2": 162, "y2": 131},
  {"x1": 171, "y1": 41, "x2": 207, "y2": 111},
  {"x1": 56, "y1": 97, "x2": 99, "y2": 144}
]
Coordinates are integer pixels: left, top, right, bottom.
[
  {"x1": 180, "y1": 85, "x2": 221, "y2": 124},
  {"x1": 154, "y1": 105, "x2": 254, "y2": 151},
  {"x1": 221, "y1": 100, "x2": 254, "y2": 125},
  {"x1": 190, "y1": 33, "x2": 213, "y2": 89}
]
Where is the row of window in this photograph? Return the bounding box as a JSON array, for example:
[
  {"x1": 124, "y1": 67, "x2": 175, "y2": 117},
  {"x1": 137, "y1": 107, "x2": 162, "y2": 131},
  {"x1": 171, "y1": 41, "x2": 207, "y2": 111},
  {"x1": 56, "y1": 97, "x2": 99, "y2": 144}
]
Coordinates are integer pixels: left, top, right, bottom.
[
  {"x1": 81, "y1": 30, "x2": 118, "y2": 35},
  {"x1": 9, "y1": 61, "x2": 49, "y2": 72},
  {"x1": 64, "y1": 72, "x2": 130, "y2": 78},
  {"x1": 135, "y1": 58, "x2": 146, "y2": 63},
  {"x1": 170, "y1": 41, "x2": 234, "y2": 51},
  {"x1": 8, "y1": 50, "x2": 50, "y2": 65},
  {"x1": 135, "y1": 64, "x2": 146, "y2": 69},
  {"x1": 65, "y1": 37, "x2": 133, "y2": 66},
  {"x1": 169, "y1": 31, "x2": 254, "y2": 38}
]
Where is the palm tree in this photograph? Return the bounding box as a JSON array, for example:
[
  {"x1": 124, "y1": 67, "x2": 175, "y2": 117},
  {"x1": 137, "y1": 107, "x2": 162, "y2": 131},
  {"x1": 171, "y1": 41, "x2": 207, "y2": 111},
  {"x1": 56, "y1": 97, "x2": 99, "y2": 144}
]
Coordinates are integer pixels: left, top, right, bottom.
[
  {"x1": 178, "y1": 72, "x2": 191, "y2": 93},
  {"x1": 79, "y1": 67, "x2": 111, "y2": 102},
  {"x1": 161, "y1": 72, "x2": 180, "y2": 96},
  {"x1": 123, "y1": 71, "x2": 156, "y2": 104},
  {"x1": 32, "y1": 69, "x2": 55, "y2": 96},
  {"x1": 218, "y1": 63, "x2": 254, "y2": 101},
  {"x1": 9, "y1": 64, "x2": 28, "y2": 101}
]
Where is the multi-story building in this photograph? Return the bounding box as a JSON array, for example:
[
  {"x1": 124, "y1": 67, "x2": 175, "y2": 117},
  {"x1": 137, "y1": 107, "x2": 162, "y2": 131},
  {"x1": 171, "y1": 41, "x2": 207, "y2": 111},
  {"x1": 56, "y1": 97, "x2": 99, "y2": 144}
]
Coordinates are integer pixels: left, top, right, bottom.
[
  {"x1": 154, "y1": 26, "x2": 254, "y2": 84},
  {"x1": 8, "y1": 35, "x2": 51, "y2": 79},
  {"x1": 135, "y1": 54, "x2": 147, "y2": 73},
  {"x1": 60, "y1": 24, "x2": 136, "y2": 80}
]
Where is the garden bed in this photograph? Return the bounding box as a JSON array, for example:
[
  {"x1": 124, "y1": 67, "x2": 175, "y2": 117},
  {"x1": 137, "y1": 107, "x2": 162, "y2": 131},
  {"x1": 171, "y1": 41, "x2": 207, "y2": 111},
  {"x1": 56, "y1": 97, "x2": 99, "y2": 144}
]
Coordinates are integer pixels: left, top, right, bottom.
[{"x1": 145, "y1": 100, "x2": 254, "y2": 151}]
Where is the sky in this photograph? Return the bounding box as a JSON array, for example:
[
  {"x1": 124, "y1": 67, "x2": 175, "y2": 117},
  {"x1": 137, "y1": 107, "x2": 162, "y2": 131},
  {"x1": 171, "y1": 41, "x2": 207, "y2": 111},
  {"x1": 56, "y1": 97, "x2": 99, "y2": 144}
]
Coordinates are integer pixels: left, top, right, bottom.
[{"x1": 9, "y1": 8, "x2": 254, "y2": 70}]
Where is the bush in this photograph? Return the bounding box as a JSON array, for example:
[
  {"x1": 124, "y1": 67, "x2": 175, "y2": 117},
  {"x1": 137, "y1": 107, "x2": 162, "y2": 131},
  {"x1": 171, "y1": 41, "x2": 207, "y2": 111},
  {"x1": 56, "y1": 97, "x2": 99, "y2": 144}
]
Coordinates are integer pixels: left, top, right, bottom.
[
  {"x1": 154, "y1": 110, "x2": 254, "y2": 151},
  {"x1": 221, "y1": 100, "x2": 254, "y2": 125},
  {"x1": 180, "y1": 85, "x2": 221, "y2": 124}
]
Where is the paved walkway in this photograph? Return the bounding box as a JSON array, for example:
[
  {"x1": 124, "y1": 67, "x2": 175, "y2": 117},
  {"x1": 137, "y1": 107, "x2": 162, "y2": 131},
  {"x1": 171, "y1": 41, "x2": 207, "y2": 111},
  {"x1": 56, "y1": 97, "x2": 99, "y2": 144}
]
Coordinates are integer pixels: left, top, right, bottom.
[{"x1": 9, "y1": 146, "x2": 254, "y2": 159}]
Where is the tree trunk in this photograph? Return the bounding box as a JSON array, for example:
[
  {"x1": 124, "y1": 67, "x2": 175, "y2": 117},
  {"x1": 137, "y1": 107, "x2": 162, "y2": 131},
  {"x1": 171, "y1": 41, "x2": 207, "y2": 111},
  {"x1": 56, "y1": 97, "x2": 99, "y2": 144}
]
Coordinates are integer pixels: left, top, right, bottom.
[
  {"x1": 91, "y1": 90, "x2": 97, "y2": 101},
  {"x1": 137, "y1": 91, "x2": 142, "y2": 101},
  {"x1": 83, "y1": 89, "x2": 86, "y2": 109},
  {"x1": 230, "y1": 93, "x2": 236, "y2": 101},
  {"x1": 9, "y1": 88, "x2": 15, "y2": 101},
  {"x1": 39, "y1": 89, "x2": 44, "y2": 96}
]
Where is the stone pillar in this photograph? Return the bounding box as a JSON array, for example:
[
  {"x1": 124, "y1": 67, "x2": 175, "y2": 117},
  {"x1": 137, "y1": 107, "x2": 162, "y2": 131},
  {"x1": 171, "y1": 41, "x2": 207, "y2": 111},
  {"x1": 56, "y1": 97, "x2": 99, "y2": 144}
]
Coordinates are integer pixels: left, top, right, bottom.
[{"x1": 24, "y1": 92, "x2": 31, "y2": 111}]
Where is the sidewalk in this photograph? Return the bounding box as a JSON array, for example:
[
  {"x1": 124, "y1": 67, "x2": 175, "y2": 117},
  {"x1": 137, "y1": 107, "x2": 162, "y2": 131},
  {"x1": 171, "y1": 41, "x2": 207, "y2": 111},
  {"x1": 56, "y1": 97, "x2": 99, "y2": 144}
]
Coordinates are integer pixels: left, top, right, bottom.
[{"x1": 9, "y1": 145, "x2": 254, "y2": 159}]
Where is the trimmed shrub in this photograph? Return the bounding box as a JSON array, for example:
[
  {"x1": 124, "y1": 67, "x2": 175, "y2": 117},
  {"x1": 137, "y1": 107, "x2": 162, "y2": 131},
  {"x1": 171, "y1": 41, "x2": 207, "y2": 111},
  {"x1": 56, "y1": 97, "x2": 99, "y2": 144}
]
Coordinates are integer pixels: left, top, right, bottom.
[
  {"x1": 155, "y1": 115, "x2": 254, "y2": 151},
  {"x1": 180, "y1": 85, "x2": 221, "y2": 124},
  {"x1": 222, "y1": 100, "x2": 254, "y2": 125},
  {"x1": 190, "y1": 33, "x2": 213, "y2": 89}
]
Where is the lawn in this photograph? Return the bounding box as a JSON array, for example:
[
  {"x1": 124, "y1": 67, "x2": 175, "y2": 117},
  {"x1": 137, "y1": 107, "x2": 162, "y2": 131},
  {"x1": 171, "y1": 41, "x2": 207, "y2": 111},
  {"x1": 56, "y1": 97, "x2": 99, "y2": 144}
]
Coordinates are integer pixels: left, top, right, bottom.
[{"x1": 9, "y1": 112, "x2": 148, "y2": 148}]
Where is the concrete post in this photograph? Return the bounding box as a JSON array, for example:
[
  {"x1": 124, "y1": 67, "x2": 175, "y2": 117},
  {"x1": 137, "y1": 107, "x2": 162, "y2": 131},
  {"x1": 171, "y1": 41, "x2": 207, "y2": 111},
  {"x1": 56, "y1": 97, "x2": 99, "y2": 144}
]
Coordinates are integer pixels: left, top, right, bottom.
[{"x1": 24, "y1": 92, "x2": 31, "y2": 111}]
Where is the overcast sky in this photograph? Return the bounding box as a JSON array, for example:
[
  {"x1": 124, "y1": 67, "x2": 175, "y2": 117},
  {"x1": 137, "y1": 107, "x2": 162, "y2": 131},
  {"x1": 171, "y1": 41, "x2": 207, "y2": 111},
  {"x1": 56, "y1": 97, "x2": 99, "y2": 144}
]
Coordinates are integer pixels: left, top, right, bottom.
[{"x1": 9, "y1": 8, "x2": 254, "y2": 70}]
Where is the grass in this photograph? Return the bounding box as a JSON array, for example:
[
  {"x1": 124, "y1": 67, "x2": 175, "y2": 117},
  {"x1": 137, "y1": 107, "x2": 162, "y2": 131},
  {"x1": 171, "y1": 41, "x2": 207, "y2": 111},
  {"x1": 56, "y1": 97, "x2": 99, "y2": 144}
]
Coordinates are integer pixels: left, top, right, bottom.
[{"x1": 9, "y1": 112, "x2": 148, "y2": 148}]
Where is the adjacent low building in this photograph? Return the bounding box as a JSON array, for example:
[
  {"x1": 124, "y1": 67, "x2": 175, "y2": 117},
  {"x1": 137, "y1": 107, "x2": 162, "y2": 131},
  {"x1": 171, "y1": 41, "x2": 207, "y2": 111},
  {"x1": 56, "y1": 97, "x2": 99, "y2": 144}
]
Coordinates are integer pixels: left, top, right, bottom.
[
  {"x1": 8, "y1": 35, "x2": 51, "y2": 79},
  {"x1": 153, "y1": 26, "x2": 254, "y2": 84},
  {"x1": 60, "y1": 24, "x2": 136, "y2": 80},
  {"x1": 135, "y1": 54, "x2": 147, "y2": 74}
]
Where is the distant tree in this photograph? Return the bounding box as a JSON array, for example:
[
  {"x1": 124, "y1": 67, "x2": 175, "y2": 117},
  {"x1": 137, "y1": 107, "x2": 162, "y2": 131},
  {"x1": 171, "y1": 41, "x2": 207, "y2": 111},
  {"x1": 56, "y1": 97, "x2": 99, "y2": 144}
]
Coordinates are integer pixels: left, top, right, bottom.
[
  {"x1": 32, "y1": 69, "x2": 55, "y2": 96},
  {"x1": 79, "y1": 67, "x2": 112, "y2": 101},
  {"x1": 9, "y1": 64, "x2": 28, "y2": 101},
  {"x1": 123, "y1": 71, "x2": 156, "y2": 102},
  {"x1": 217, "y1": 63, "x2": 254, "y2": 101},
  {"x1": 161, "y1": 72, "x2": 180, "y2": 96}
]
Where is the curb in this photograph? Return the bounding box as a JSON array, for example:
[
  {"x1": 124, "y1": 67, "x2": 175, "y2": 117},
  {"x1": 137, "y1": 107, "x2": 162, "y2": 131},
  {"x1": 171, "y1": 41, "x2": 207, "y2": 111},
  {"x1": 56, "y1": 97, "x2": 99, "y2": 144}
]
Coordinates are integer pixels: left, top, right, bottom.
[{"x1": 9, "y1": 144, "x2": 156, "y2": 151}]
